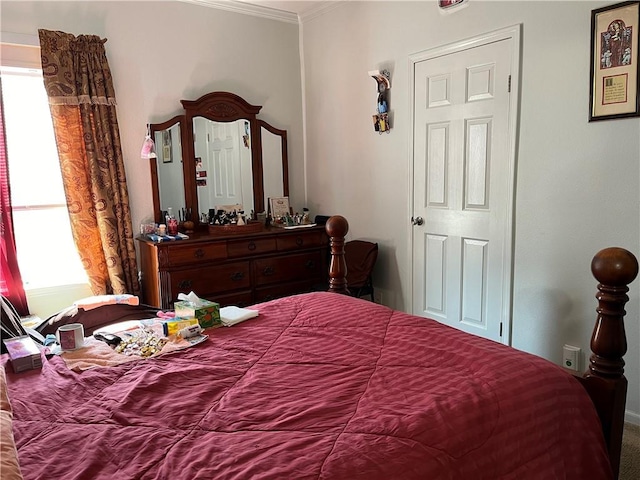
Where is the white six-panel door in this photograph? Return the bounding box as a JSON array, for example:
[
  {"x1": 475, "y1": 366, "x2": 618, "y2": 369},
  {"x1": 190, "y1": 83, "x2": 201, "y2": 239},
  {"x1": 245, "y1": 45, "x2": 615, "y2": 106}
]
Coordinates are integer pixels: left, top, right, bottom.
[{"x1": 411, "y1": 27, "x2": 520, "y2": 343}]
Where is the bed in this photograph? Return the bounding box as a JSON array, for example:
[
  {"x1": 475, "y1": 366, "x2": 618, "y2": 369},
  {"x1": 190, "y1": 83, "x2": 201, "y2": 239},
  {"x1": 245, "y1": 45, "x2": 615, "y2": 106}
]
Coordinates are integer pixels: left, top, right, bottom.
[{"x1": 1, "y1": 216, "x2": 637, "y2": 480}]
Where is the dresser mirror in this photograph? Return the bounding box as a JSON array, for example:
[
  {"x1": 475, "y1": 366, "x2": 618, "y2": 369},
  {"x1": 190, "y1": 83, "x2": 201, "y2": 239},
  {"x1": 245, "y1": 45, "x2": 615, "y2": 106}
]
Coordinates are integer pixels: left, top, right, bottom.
[
  {"x1": 260, "y1": 120, "x2": 289, "y2": 207},
  {"x1": 149, "y1": 91, "x2": 290, "y2": 226},
  {"x1": 149, "y1": 115, "x2": 188, "y2": 224}
]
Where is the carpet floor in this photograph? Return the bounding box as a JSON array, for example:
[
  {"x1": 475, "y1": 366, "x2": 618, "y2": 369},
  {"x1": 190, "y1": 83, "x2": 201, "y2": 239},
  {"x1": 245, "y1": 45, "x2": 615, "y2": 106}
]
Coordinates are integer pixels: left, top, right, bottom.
[{"x1": 620, "y1": 422, "x2": 639, "y2": 480}]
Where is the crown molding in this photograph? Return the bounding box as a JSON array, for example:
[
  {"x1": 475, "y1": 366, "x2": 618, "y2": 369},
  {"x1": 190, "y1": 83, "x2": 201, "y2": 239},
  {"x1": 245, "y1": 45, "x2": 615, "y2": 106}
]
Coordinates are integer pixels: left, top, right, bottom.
[
  {"x1": 178, "y1": 0, "x2": 299, "y2": 24},
  {"x1": 298, "y1": 1, "x2": 342, "y2": 23},
  {"x1": 178, "y1": 0, "x2": 341, "y2": 24}
]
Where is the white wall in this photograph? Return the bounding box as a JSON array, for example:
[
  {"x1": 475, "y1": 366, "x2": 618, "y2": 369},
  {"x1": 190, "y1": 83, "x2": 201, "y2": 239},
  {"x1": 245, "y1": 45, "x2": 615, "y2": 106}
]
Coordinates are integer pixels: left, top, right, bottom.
[
  {"x1": 0, "y1": 0, "x2": 304, "y2": 231},
  {"x1": 301, "y1": 1, "x2": 640, "y2": 421}
]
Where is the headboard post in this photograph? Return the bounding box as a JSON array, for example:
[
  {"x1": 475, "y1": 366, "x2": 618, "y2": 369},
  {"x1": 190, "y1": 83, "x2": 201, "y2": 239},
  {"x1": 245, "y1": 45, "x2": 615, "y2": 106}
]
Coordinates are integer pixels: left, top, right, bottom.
[
  {"x1": 581, "y1": 247, "x2": 638, "y2": 479},
  {"x1": 325, "y1": 215, "x2": 349, "y2": 294}
]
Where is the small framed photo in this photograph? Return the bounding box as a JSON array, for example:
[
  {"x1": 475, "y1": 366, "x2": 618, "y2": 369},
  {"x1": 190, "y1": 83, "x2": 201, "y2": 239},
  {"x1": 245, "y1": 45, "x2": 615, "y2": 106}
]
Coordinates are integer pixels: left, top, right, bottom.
[
  {"x1": 269, "y1": 196, "x2": 290, "y2": 218},
  {"x1": 373, "y1": 113, "x2": 390, "y2": 134},
  {"x1": 162, "y1": 129, "x2": 173, "y2": 163},
  {"x1": 589, "y1": 1, "x2": 640, "y2": 121}
]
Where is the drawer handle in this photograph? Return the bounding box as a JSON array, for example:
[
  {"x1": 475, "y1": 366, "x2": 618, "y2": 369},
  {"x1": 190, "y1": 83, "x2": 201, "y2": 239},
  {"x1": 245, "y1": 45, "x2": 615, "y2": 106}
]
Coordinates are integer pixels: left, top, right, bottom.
[
  {"x1": 262, "y1": 266, "x2": 275, "y2": 276},
  {"x1": 305, "y1": 260, "x2": 316, "y2": 270},
  {"x1": 230, "y1": 272, "x2": 245, "y2": 282},
  {"x1": 178, "y1": 280, "x2": 193, "y2": 289},
  {"x1": 194, "y1": 249, "x2": 205, "y2": 258},
  {"x1": 248, "y1": 242, "x2": 257, "y2": 251},
  {"x1": 296, "y1": 237, "x2": 303, "y2": 246}
]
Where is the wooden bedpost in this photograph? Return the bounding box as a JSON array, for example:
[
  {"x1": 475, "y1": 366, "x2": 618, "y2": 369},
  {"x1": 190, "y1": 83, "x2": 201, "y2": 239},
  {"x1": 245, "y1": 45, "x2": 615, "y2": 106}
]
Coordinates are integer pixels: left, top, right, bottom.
[
  {"x1": 579, "y1": 247, "x2": 638, "y2": 480},
  {"x1": 325, "y1": 215, "x2": 349, "y2": 294}
]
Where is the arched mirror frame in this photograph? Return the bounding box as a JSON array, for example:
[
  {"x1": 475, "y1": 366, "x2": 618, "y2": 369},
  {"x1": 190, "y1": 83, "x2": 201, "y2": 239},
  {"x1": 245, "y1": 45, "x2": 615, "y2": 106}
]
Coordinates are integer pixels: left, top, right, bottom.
[
  {"x1": 258, "y1": 119, "x2": 289, "y2": 208},
  {"x1": 182, "y1": 91, "x2": 264, "y2": 218},
  {"x1": 149, "y1": 115, "x2": 188, "y2": 225},
  {"x1": 149, "y1": 92, "x2": 290, "y2": 224}
]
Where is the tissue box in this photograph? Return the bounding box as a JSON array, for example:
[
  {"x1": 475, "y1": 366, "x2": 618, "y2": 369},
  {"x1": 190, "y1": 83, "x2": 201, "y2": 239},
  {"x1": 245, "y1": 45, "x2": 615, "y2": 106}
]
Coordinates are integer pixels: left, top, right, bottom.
[{"x1": 174, "y1": 299, "x2": 221, "y2": 329}]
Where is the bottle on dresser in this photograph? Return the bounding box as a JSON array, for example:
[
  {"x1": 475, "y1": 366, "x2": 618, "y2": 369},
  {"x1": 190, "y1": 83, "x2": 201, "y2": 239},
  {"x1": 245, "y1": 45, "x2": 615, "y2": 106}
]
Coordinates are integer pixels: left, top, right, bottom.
[{"x1": 166, "y1": 207, "x2": 179, "y2": 236}]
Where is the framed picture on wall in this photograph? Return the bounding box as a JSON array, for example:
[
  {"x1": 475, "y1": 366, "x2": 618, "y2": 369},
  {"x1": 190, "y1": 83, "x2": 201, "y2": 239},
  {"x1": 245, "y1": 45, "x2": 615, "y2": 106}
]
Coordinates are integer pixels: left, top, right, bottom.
[
  {"x1": 589, "y1": 1, "x2": 640, "y2": 121},
  {"x1": 438, "y1": 0, "x2": 468, "y2": 10}
]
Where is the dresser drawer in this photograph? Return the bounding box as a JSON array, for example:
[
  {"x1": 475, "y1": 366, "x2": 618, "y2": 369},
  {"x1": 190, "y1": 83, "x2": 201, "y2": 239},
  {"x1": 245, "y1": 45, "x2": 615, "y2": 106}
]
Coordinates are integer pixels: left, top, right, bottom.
[
  {"x1": 227, "y1": 237, "x2": 277, "y2": 258},
  {"x1": 254, "y1": 252, "x2": 323, "y2": 286},
  {"x1": 170, "y1": 261, "x2": 251, "y2": 297},
  {"x1": 205, "y1": 290, "x2": 254, "y2": 308},
  {"x1": 277, "y1": 231, "x2": 325, "y2": 251},
  {"x1": 255, "y1": 280, "x2": 317, "y2": 303},
  {"x1": 164, "y1": 242, "x2": 227, "y2": 267}
]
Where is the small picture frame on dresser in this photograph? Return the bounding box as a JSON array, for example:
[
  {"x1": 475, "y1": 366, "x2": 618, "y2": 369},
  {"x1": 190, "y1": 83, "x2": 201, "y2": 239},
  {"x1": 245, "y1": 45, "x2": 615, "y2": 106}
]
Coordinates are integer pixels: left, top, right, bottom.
[{"x1": 269, "y1": 197, "x2": 290, "y2": 218}]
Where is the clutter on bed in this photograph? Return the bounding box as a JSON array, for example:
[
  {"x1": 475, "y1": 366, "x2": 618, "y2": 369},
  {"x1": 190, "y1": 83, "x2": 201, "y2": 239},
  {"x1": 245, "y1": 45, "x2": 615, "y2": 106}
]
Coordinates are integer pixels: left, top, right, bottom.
[
  {"x1": 59, "y1": 318, "x2": 210, "y2": 372},
  {"x1": 38, "y1": 301, "x2": 159, "y2": 337},
  {"x1": 174, "y1": 291, "x2": 221, "y2": 328}
]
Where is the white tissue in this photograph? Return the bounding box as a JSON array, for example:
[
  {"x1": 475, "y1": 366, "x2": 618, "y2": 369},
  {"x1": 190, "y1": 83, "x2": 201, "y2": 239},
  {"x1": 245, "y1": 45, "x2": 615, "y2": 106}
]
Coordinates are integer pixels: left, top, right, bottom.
[
  {"x1": 177, "y1": 291, "x2": 206, "y2": 306},
  {"x1": 220, "y1": 306, "x2": 259, "y2": 327}
]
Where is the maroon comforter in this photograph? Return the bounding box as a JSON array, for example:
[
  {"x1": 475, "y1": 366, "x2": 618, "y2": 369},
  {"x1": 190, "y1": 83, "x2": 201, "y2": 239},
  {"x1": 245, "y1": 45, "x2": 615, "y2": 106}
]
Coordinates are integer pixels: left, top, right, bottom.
[{"x1": 4, "y1": 292, "x2": 612, "y2": 479}]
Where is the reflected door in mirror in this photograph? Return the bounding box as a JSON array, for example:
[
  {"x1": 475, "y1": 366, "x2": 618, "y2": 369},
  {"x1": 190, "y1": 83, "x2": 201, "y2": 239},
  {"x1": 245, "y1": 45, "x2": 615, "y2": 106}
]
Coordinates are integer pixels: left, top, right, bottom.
[{"x1": 193, "y1": 117, "x2": 254, "y2": 216}]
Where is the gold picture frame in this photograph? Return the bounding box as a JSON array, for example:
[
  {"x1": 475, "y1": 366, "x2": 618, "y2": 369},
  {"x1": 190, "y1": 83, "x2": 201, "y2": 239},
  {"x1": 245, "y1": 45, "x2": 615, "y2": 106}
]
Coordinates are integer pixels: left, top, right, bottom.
[{"x1": 589, "y1": 1, "x2": 640, "y2": 121}]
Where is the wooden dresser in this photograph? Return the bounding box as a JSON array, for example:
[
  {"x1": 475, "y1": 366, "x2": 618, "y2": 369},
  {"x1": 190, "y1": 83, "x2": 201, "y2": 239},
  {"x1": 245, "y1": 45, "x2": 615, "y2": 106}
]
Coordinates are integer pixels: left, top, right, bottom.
[{"x1": 137, "y1": 225, "x2": 328, "y2": 309}]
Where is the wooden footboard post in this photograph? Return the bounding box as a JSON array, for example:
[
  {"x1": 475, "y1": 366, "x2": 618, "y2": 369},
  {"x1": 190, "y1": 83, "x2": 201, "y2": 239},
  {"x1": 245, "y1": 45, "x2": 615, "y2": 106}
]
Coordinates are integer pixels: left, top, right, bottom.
[
  {"x1": 579, "y1": 247, "x2": 638, "y2": 480},
  {"x1": 325, "y1": 215, "x2": 349, "y2": 294}
]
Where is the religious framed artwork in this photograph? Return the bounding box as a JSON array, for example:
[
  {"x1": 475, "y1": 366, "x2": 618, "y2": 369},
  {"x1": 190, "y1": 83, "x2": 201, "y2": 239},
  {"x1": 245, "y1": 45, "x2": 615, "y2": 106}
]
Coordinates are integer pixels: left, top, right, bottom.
[
  {"x1": 438, "y1": 0, "x2": 468, "y2": 10},
  {"x1": 589, "y1": 1, "x2": 640, "y2": 121}
]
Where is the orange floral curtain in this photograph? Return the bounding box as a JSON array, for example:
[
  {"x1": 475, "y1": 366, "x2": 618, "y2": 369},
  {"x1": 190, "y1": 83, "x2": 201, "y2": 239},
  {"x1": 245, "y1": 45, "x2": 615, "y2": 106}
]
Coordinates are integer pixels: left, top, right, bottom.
[{"x1": 38, "y1": 29, "x2": 139, "y2": 296}]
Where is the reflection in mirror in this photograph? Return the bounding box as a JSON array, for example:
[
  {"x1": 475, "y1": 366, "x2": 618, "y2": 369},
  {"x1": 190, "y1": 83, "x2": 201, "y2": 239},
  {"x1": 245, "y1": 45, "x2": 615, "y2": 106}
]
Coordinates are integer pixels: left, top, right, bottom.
[
  {"x1": 193, "y1": 117, "x2": 254, "y2": 216},
  {"x1": 259, "y1": 120, "x2": 289, "y2": 213},
  {"x1": 261, "y1": 126, "x2": 284, "y2": 207},
  {"x1": 151, "y1": 120, "x2": 185, "y2": 222}
]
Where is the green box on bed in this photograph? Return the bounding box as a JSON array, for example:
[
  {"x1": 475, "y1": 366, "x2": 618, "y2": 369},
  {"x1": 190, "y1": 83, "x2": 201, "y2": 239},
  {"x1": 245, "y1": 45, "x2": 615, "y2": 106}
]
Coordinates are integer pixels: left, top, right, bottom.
[{"x1": 174, "y1": 299, "x2": 221, "y2": 329}]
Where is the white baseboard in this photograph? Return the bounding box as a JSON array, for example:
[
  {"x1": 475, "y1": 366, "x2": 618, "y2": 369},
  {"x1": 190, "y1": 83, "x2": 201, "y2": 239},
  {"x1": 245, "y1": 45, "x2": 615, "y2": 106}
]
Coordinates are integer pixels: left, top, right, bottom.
[{"x1": 625, "y1": 410, "x2": 640, "y2": 426}]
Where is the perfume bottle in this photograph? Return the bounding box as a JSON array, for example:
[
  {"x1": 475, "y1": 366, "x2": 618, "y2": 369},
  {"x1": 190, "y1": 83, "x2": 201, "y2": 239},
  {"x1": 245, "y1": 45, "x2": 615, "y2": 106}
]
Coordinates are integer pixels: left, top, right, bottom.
[{"x1": 166, "y1": 207, "x2": 179, "y2": 235}]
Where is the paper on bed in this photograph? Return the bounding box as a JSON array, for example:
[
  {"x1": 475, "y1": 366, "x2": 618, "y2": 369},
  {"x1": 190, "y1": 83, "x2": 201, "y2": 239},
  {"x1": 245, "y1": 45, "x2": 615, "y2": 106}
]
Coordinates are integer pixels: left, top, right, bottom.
[{"x1": 220, "y1": 306, "x2": 259, "y2": 326}]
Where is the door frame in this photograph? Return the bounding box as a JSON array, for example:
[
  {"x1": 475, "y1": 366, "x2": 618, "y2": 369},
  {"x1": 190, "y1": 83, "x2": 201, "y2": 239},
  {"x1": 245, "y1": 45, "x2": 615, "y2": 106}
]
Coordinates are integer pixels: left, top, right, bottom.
[{"x1": 407, "y1": 24, "x2": 522, "y2": 345}]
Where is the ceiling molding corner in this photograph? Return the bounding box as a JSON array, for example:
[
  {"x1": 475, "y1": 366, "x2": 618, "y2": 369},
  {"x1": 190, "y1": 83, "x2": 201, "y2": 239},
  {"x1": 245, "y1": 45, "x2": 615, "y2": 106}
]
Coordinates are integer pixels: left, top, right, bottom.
[
  {"x1": 178, "y1": 0, "x2": 300, "y2": 24},
  {"x1": 298, "y1": 1, "x2": 343, "y2": 23}
]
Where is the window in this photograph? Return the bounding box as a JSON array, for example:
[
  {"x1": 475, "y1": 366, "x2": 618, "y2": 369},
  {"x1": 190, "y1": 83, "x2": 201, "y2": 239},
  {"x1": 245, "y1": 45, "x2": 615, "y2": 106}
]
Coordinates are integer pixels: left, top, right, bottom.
[{"x1": 1, "y1": 56, "x2": 88, "y2": 289}]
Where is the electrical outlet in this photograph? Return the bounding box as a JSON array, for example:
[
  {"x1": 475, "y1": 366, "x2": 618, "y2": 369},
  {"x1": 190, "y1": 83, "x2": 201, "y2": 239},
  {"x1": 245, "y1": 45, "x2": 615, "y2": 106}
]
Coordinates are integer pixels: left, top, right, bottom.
[{"x1": 563, "y1": 344, "x2": 581, "y2": 371}]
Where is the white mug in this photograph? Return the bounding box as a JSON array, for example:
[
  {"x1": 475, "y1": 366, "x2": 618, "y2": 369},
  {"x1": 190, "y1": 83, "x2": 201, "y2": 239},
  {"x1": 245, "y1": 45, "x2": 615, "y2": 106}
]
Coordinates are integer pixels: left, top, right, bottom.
[{"x1": 57, "y1": 323, "x2": 85, "y2": 351}]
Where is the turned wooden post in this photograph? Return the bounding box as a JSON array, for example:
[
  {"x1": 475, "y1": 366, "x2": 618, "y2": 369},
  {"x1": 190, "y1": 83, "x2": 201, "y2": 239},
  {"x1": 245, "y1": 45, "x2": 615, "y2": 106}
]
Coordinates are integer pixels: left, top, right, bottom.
[
  {"x1": 325, "y1": 215, "x2": 349, "y2": 294},
  {"x1": 581, "y1": 247, "x2": 638, "y2": 479}
]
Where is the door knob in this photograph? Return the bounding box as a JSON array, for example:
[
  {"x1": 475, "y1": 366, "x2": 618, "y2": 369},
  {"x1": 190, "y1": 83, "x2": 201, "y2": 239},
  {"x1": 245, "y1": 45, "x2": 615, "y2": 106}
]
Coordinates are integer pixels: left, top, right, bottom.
[{"x1": 411, "y1": 216, "x2": 424, "y2": 226}]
